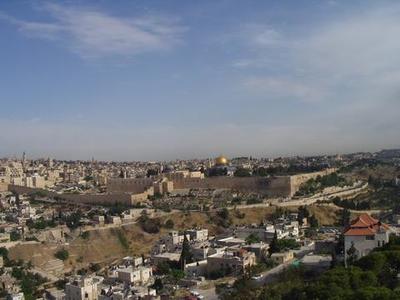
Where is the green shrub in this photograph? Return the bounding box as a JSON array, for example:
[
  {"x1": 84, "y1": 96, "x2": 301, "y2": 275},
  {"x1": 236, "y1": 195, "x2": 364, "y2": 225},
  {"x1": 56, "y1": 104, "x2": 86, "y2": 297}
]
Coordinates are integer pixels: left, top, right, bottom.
[
  {"x1": 54, "y1": 249, "x2": 69, "y2": 261},
  {"x1": 165, "y1": 219, "x2": 174, "y2": 229},
  {"x1": 115, "y1": 229, "x2": 129, "y2": 249},
  {"x1": 80, "y1": 231, "x2": 90, "y2": 240}
]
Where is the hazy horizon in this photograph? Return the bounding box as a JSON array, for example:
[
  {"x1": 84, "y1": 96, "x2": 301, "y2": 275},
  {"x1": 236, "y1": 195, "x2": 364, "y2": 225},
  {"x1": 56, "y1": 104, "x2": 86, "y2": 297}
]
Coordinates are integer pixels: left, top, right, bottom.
[
  {"x1": 2, "y1": 146, "x2": 398, "y2": 163},
  {"x1": 1, "y1": 0, "x2": 400, "y2": 161}
]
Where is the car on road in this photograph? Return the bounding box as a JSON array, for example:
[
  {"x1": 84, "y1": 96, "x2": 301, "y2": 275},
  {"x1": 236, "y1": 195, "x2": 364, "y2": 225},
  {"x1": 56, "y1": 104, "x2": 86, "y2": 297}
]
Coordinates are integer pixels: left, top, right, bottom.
[{"x1": 251, "y1": 274, "x2": 263, "y2": 281}]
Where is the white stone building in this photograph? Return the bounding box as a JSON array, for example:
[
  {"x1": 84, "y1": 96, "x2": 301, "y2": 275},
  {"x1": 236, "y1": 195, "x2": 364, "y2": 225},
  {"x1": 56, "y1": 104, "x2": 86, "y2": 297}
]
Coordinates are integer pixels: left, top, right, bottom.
[
  {"x1": 116, "y1": 266, "x2": 152, "y2": 285},
  {"x1": 65, "y1": 277, "x2": 100, "y2": 300},
  {"x1": 344, "y1": 214, "x2": 390, "y2": 262}
]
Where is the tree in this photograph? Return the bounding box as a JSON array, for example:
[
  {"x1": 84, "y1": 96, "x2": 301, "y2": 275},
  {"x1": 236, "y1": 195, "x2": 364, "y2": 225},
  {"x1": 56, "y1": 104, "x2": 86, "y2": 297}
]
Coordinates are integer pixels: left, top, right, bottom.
[
  {"x1": 254, "y1": 167, "x2": 269, "y2": 177},
  {"x1": 245, "y1": 233, "x2": 261, "y2": 245},
  {"x1": 10, "y1": 231, "x2": 21, "y2": 241},
  {"x1": 217, "y1": 208, "x2": 230, "y2": 219},
  {"x1": 216, "y1": 208, "x2": 232, "y2": 228},
  {"x1": 271, "y1": 207, "x2": 286, "y2": 222},
  {"x1": 341, "y1": 208, "x2": 351, "y2": 227},
  {"x1": 54, "y1": 249, "x2": 69, "y2": 261},
  {"x1": 346, "y1": 242, "x2": 357, "y2": 266},
  {"x1": 0, "y1": 247, "x2": 9, "y2": 259},
  {"x1": 64, "y1": 211, "x2": 82, "y2": 229},
  {"x1": 335, "y1": 234, "x2": 344, "y2": 255},
  {"x1": 297, "y1": 206, "x2": 309, "y2": 226},
  {"x1": 165, "y1": 219, "x2": 174, "y2": 229},
  {"x1": 309, "y1": 215, "x2": 319, "y2": 228},
  {"x1": 151, "y1": 278, "x2": 164, "y2": 292},
  {"x1": 80, "y1": 231, "x2": 90, "y2": 240},
  {"x1": 146, "y1": 169, "x2": 158, "y2": 177},
  {"x1": 15, "y1": 193, "x2": 21, "y2": 208},
  {"x1": 179, "y1": 234, "x2": 193, "y2": 270},
  {"x1": 138, "y1": 215, "x2": 161, "y2": 234},
  {"x1": 268, "y1": 230, "x2": 279, "y2": 256},
  {"x1": 170, "y1": 268, "x2": 185, "y2": 283},
  {"x1": 89, "y1": 263, "x2": 101, "y2": 272},
  {"x1": 156, "y1": 262, "x2": 171, "y2": 275},
  {"x1": 234, "y1": 168, "x2": 251, "y2": 177},
  {"x1": 277, "y1": 239, "x2": 300, "y2": 251},
  {"x1": 355, "y1": 252, "x2": 386, "y2": 274}
]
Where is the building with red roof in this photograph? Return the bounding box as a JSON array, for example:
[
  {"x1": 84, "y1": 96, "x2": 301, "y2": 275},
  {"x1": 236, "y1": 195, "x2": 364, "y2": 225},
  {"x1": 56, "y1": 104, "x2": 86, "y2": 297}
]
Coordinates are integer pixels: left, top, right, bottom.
[{"x1": 344, "y1": 213, "x2": 390, "y2": 262}]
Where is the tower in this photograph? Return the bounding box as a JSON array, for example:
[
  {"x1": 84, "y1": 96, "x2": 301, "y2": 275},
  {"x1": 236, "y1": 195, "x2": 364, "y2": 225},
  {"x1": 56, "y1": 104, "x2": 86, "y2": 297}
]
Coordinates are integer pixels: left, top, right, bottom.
[{"x1": 22, "y1": 151, "x2": 26, "y2": 171}]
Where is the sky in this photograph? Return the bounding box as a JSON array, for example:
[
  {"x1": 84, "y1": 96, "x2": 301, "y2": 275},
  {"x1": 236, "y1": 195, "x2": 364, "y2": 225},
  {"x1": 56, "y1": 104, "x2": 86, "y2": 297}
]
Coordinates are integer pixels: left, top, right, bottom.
[{"x1": 0, "y1": 0, "x2": 399, "y2": 161}]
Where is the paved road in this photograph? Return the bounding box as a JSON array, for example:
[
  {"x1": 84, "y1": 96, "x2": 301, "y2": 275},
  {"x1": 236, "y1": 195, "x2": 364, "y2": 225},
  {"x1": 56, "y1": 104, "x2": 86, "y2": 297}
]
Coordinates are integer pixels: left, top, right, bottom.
[
  {"x1": 256, "y1": 260, "x2": 294, "y2": 286},
  {"x1": 214, "y1": 183, "x2": 369, "y2": 212},
  {"x1": 193, "y1": 286, "x2": 219, "y2": 300},
  {"x1": 319, "y1": 203, "x2": 389, "y2": 214}
]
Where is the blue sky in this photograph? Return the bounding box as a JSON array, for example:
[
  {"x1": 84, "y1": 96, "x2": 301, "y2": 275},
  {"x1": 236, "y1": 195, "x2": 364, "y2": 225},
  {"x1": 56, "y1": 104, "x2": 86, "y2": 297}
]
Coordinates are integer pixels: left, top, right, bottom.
[{"x1": 0, "y1": 0, "x2": 399, "y2": 161}]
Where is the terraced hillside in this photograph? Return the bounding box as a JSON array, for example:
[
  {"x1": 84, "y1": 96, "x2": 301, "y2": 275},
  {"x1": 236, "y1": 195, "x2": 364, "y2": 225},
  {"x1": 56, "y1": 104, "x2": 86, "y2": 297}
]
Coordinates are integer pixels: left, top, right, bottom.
[{"x1": 8, "y1": 204, "x2": 340, "y2": 273}]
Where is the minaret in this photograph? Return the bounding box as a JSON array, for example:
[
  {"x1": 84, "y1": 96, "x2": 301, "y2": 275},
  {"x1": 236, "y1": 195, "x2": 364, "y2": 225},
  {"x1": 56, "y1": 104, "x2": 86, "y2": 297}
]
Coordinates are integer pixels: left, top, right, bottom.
[
  {"x1": 22, "y1": 151, "x2": 26, "y2": 171},
  {"x1": 207, "y1": 158, "x2": 212, "y2": 169}
]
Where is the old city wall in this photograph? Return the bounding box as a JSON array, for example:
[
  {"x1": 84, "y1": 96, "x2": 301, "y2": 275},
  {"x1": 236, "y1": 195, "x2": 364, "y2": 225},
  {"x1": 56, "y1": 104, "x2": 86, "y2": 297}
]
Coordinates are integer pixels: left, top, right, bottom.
[
  {"x1": 289, "y1": 168, "x2": 337, "y2": 197},
  {"x1": 59, "y1": 193, "x2": 135, "y2": 206},
  {"x1": 107, "y1": 178, "x2": 154, "y2": 193},
  {"x1": 164, "y1": 176, "x2": 292, "y2": 197},
  {"x1": 7, "y1": 168, "x2": 335, "y2": 206},
  {"x1": 107, "y1": 176, "x2": 294, "y2": 197},
  {"x1": 266, "y1": 176, "x2": 292, "y2": 197}
]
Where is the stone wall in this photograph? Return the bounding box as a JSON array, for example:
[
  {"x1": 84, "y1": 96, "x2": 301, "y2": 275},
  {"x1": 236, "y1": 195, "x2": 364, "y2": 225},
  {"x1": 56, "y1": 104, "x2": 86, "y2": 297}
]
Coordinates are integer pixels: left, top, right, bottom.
[
  {"x1": 7, "y1": 168, "x2": 335, "y2": 206},
  {"x1": 289, "y1": 168, "x2": 337, "y2": 197},
  {"x1": 107, "y1": 178, "x2": 154, "y2": 194},
  {"x1": 108, "y1": 175, "x2": 293, "y2": 197}
]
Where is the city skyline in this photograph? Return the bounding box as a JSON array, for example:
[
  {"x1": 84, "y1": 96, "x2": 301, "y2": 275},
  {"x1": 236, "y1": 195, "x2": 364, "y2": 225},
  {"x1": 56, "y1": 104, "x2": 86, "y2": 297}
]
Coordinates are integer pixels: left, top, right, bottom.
[
  {"x1": 1, "y1": 0, "x2": 400, "y2": 160},
  {"x1": 0, "y1": 147, "x2": 395, "y2": 163}
]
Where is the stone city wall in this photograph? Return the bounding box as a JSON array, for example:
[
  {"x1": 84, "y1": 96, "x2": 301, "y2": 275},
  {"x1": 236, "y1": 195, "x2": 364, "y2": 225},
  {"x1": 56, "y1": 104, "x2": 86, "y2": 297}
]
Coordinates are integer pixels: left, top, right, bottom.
[
  {"x1": 108, "y1": 175, "x2": 293, "y2": 197},
  {"x1": 289, "y1": 168, "x2": 337, "y2": 197},
  {"x1": 107, "y1": 178, "x2": 154, "y2": 193},
  {"x1": 7, "y1": 168, "x2": 336, "y2": 206}
]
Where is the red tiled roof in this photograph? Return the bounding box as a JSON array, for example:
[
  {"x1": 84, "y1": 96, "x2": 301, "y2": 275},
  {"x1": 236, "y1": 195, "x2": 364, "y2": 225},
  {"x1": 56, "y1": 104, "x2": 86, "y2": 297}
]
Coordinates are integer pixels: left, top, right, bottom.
[
  {"x1": 344, "y1": 227, "x2": 375, "y2": 236},
  {"x1": 344, "y1": 213, "x2": 389, "y2": 236},
  {"x1": 351, "y1": 218, "x2": 370, "y2": 228}
]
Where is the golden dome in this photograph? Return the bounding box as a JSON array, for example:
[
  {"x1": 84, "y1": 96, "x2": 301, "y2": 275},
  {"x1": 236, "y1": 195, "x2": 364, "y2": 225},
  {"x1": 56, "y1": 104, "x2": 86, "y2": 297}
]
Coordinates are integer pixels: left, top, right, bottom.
[{"x1": 215, "y1": 155, "x2": 228, "y2": 166}]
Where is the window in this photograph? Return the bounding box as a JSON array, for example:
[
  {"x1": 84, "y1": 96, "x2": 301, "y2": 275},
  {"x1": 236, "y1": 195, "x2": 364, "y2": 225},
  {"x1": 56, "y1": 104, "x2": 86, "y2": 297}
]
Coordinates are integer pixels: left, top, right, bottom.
[{"x1": 366, "y1": 235, "x2": 374, "y2": 240}]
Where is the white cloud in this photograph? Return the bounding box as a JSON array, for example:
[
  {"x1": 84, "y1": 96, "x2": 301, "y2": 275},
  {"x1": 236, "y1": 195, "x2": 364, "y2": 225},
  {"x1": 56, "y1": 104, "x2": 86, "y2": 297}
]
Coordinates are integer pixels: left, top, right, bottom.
[
  {"x1": 243, "y1": 77, "x2": 325, "y2": 103},
  {"x1": 250, "y1": 26, "x2": 282, "y2": 47},
  {"x1": 236, "y1": 5, "x2": 400, "y2": 111},
  {"x1": 0, "y1": 4, "x2": 185, "y2": 58},
  {"x1": 220, "y1": 23, "x2": 284, "y2": 50}
]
